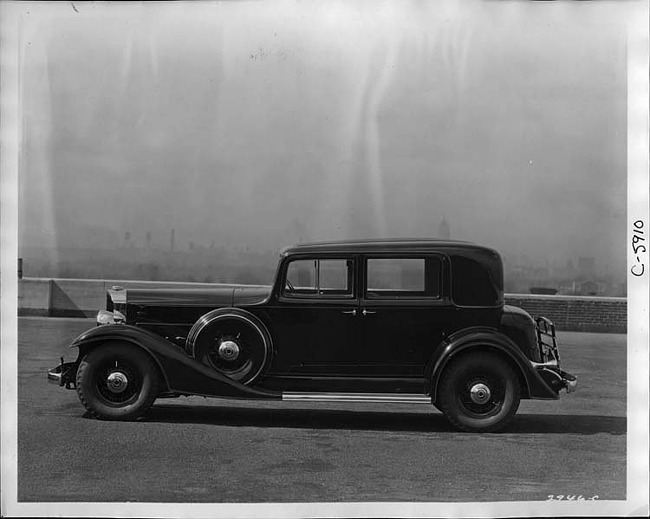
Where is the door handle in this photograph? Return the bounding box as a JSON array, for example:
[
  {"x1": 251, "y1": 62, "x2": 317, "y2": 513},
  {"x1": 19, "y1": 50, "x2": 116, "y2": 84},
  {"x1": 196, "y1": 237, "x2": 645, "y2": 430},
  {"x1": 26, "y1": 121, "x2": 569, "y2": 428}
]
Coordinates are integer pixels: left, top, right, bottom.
[
  {"x1": 342, "y1": 309, "x2": 357, "y2": 316},
  {"x1": 362, "y1": 309, "x2": 377, "y2": 316}
]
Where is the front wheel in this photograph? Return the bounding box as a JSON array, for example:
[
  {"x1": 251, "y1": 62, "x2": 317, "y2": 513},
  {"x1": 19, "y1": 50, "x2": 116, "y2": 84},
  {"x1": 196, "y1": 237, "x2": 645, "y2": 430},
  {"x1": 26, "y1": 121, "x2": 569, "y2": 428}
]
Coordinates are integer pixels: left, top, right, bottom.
[
  {"x1": 437, "y1": 352, "x2": 521, "y2": 433},
  {"x1": 76, "y1": 343, "x2": 160, "y2": 421}
]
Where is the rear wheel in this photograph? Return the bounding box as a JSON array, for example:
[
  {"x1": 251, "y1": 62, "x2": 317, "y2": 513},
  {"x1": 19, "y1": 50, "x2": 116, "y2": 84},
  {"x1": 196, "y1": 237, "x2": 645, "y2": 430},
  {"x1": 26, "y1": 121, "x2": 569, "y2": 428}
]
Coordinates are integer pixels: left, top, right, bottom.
[
  {"x1": 76, "y1": 343, "x2": 160, "y2": 421},
  {"x1": 437, "y1": 352, "x2": 521, "y2": 433}
]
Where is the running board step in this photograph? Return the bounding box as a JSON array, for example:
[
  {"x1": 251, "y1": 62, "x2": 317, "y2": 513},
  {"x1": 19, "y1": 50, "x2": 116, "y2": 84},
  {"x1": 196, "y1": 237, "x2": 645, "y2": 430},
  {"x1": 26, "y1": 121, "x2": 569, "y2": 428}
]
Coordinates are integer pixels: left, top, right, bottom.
[{"x1": 282, "y1": 392, "x2": 431, "y2": 404}]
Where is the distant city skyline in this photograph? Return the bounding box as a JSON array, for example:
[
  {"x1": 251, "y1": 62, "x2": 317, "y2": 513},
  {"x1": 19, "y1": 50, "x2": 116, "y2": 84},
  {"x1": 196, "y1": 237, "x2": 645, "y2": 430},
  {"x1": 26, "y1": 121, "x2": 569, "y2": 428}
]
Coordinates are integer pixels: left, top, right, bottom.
[{"x1": 16, "y1": 1, "x2": 630, "y2": 286}]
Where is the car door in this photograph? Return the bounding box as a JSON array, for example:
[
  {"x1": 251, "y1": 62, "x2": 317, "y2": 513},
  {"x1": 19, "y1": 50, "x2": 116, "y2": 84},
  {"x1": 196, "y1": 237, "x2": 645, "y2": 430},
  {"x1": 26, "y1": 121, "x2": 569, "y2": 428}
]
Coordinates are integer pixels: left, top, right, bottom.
[
  {"x1": 265, "y1": 255, "x2": 361, "y2": 385},
  {"x1": 357, "y1": 254, "x2": 454, "y2": 377}
]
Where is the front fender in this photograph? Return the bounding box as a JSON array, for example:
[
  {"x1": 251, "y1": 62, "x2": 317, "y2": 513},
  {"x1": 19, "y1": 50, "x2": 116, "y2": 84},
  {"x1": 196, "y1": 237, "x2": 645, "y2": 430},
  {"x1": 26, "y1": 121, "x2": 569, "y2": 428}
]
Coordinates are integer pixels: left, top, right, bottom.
[
  {"x1": 70, "y1": 324, "x2": 280, "y2": 400},
  {"x1": 426, "y1": 327, "x2": 558, "y2": 401}
]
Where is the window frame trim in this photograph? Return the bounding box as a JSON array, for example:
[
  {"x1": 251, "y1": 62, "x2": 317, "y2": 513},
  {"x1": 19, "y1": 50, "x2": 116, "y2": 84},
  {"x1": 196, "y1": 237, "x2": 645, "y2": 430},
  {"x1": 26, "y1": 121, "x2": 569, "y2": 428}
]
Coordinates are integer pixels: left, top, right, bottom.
[{"x1": 279, "y1": 255, "x2": 358, "y2": 301}]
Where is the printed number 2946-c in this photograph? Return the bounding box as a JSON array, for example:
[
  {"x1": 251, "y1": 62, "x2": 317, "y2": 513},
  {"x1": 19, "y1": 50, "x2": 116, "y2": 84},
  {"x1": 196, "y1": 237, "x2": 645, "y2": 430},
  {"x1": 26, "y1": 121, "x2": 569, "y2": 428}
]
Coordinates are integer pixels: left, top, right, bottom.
[{"x1": 547, "y1": 495, "x2": 599, "y2": 501}]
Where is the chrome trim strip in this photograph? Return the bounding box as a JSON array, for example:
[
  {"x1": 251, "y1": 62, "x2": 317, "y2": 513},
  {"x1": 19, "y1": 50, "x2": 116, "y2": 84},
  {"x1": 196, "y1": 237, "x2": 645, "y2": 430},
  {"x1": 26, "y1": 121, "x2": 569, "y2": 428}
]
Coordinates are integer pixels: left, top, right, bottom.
[{"x1": 282, "y1": 392, "x2": 431, "y2": 404}]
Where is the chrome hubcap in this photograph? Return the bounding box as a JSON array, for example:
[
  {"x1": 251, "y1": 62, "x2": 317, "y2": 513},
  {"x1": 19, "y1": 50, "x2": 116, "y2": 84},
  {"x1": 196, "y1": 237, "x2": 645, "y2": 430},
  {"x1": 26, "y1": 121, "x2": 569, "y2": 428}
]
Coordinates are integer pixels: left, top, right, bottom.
[
  {"x1": 218, "y1": 340, "x2": 240, "y2": 361},
  {"x1": 106, "y1": 371, "x2": 129, "y2": 394},
  {"x1": 469, "y1": 383, "x2": 491, "y2": 404}
]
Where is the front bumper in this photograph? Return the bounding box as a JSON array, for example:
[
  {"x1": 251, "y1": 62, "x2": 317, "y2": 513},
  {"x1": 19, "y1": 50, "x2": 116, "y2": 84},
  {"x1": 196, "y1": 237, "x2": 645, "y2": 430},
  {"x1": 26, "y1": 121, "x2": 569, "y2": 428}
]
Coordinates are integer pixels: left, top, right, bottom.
[{"x1": 47, "y1": 358, "x2": 78, "y2": 389}]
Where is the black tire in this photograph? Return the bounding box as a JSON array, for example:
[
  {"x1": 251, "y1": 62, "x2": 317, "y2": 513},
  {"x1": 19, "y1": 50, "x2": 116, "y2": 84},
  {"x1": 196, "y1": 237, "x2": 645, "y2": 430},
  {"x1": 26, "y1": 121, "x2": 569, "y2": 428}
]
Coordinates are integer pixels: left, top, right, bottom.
[
  {"x1": 191, "y1": 313, "x2": 270, "y2": 385},
  {"x1": 76, "y1": 342, "x2": 160, "y2": 421},
  {"x1": 437, "y1": 352, "x2": 521, "y2": 433}
]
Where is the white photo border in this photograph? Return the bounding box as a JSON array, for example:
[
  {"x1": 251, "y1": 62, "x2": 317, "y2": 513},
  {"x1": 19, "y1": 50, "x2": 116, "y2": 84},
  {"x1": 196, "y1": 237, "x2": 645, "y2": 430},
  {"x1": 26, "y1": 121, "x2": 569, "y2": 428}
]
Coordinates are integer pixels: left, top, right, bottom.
[{"x1": 1, "y1": 1, "x2": 648, "y2": 517}]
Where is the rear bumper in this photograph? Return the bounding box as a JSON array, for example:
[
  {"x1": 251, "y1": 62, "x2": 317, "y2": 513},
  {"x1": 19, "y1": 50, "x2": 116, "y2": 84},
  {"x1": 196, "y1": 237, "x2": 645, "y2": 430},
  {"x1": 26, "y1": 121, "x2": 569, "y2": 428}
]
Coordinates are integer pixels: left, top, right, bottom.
[
  {"x1": 562, "y1": 370, "x2": 578, "y2": 393},
  {"x1": 535, "y1": 364, "x2": 578, "y2": 394},
  {"x1": 47, "y1": 359, "x2": 78, "y2": 389}
]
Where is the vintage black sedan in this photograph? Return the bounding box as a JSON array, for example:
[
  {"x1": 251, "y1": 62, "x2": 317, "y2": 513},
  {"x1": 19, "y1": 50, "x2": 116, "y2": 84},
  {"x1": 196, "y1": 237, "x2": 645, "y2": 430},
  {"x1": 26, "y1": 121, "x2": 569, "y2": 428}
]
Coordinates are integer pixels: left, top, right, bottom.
[{"x1": 48, "y1": 239, "x2": 577, "y2": 432}]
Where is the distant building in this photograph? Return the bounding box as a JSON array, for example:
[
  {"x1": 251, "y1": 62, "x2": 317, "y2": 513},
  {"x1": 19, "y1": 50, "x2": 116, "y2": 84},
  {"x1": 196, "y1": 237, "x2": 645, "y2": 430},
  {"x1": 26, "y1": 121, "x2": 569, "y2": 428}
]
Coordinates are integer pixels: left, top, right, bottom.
[
  {"x1": 577, "y1": 257, "x2": 595, "y2": 275},
  {"x1": 579, "y1": 280, "x2": 599, "y2": 296}
]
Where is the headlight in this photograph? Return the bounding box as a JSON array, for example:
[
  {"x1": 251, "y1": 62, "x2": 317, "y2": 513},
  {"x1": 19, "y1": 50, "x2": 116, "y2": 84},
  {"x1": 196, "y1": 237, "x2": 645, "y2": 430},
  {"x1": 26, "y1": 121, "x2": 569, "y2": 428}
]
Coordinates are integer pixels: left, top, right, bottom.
[{"x1": 96, "y1": 310, "x2": 126, "y2": 326}]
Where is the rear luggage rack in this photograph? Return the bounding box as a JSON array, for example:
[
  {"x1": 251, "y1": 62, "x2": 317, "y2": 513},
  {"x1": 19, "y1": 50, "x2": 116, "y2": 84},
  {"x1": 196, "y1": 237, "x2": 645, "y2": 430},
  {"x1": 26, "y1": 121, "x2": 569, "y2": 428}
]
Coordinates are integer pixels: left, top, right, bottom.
[{"x1": 535, "y1": 316, "x2": 560, "y2": 365}]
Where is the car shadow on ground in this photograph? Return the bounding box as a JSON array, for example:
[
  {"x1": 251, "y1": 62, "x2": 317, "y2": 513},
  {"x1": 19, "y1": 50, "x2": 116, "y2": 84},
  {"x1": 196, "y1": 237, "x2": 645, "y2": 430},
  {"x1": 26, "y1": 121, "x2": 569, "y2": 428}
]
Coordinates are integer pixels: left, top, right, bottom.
[{"x1": 135, "y1": 405, "x2": 626, "y2": 435}]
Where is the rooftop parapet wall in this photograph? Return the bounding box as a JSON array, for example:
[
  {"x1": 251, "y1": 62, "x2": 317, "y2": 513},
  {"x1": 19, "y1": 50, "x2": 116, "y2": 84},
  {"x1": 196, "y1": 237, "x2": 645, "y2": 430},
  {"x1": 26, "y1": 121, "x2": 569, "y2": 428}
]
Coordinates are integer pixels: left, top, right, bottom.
[
  {"x1": 17, "y1": 278, "x2": 627, "y2": 333},
  {"x1": 505, "y1": 294, "x2": 626, "y2": 334}
]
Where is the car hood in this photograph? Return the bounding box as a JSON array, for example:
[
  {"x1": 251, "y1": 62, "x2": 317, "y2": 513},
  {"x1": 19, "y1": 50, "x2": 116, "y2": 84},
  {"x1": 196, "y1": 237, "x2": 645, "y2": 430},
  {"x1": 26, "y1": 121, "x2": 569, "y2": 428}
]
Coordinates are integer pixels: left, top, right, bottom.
[{"x1": 121, "y1": 285, "x2": 272, "y2": 308}]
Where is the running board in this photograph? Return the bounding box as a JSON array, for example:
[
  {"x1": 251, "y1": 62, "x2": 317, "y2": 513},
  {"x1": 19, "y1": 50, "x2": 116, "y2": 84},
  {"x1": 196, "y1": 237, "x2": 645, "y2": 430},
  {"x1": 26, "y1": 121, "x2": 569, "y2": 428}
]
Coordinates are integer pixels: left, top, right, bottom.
[{"x1": 282, "y1": 392, "x2": 431, "y2": 404}]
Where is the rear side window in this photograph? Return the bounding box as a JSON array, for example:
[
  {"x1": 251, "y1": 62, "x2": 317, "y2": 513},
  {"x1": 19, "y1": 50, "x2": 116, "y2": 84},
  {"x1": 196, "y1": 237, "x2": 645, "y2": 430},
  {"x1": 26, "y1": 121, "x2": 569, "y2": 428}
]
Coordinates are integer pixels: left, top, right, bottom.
[
  {"x1": 366, "y1": 257, "x2": 441, "y2": 299},
  {"x1": 450, "y1": 255, "x2": 502, "y2": 306}
]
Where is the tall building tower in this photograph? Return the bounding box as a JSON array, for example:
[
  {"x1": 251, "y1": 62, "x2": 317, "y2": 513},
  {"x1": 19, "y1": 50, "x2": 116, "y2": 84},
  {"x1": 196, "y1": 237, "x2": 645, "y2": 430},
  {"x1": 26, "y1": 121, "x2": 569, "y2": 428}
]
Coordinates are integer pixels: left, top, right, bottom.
[{"x1": 438, "y1": 217, "x2": 450, "y2": 239}]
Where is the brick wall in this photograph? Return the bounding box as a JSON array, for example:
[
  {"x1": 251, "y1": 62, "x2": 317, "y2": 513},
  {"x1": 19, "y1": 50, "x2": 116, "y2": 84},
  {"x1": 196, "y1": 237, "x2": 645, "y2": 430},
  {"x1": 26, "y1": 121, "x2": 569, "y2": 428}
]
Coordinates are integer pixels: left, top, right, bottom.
[{"x1": 505, "y1": 294, "x2": 626, "y2": 333}]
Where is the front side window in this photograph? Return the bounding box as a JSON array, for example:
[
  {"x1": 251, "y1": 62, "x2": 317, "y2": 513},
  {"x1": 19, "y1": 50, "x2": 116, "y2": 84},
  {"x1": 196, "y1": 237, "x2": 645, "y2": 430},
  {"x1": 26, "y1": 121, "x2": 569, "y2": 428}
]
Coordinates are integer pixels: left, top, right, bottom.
[
  {"x1": 366, "y1": 257, "x2": 441, "y2": 299},
  {"x1": 284, "y1": 258, "x2": 354, "y2": 298}
]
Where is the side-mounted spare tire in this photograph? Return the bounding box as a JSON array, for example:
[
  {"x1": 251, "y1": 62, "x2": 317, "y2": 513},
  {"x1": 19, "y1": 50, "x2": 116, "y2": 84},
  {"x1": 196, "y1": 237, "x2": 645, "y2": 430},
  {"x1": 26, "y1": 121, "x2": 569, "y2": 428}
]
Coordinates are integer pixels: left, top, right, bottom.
[{"x1": 186, "y1": 308, "x2": 272, "y2": 385}]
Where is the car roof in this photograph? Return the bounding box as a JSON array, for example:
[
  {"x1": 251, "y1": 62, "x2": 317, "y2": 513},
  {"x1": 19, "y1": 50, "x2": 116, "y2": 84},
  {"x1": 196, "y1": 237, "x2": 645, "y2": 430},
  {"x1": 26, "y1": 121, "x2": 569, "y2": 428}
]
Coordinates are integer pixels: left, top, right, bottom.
[{"x1": 281, "y1": 238, "x2": 496, "y2": 256}]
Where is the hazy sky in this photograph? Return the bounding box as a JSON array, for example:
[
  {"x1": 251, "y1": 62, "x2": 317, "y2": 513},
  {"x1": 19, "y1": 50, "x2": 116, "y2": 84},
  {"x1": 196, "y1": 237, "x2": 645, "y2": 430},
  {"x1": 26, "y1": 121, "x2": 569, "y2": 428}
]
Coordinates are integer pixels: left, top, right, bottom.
[{"x1": 16, "y1": 0, "x2": 636, "y2": 272}]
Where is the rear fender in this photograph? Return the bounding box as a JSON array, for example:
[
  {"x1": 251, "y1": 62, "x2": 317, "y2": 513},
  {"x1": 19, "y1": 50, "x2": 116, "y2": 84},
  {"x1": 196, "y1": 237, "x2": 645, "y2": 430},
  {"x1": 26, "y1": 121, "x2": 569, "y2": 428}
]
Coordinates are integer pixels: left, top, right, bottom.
[
  {"x1": 70, "y1": 324, "x2": 279, "y2": 400},
  {"x1": 426, "y1": 327, "x2": 558, "y2": 401}
]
